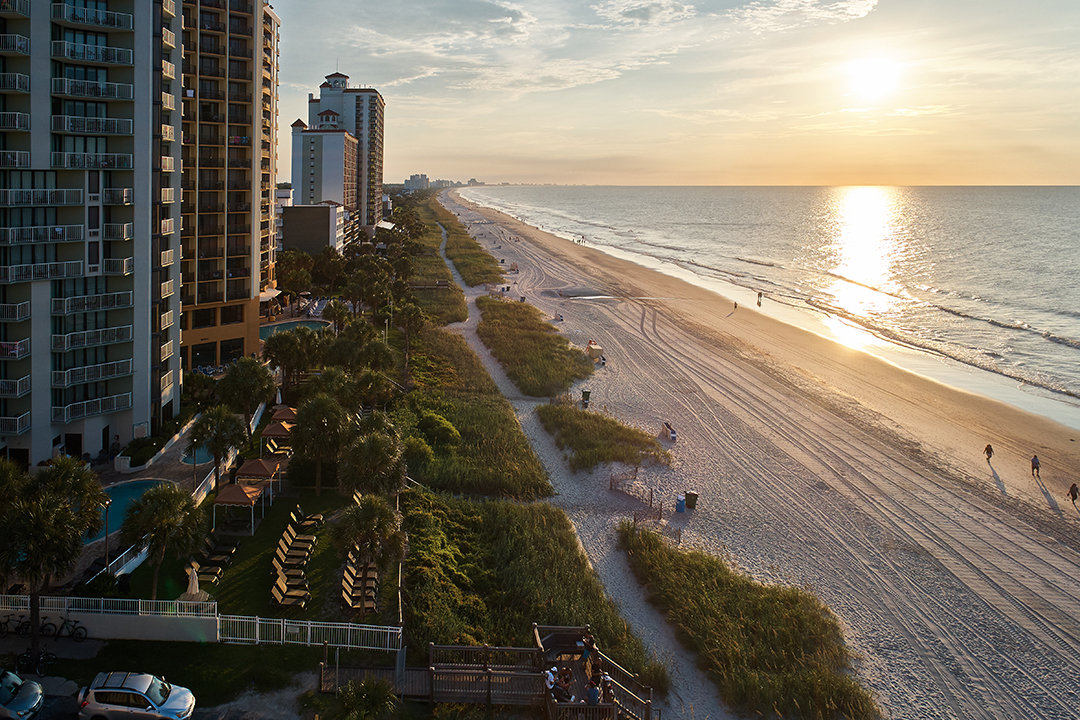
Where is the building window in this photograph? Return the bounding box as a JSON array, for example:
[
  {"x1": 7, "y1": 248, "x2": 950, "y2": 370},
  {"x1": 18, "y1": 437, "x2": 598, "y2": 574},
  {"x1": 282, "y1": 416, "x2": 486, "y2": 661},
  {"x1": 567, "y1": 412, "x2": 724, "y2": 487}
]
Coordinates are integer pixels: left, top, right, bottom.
[
  {"x1": 220, "y1": 338, "x2": 244, "y2": 363},
  {"x1": 192, "y1": 308, "x2": 216, "y2": 328},
  {"x1": 220, "y1": 304, "x2": 243, "y2": 325},
  {"x1": 191, "y1": 342, "x2": 216, "y2": 367}
]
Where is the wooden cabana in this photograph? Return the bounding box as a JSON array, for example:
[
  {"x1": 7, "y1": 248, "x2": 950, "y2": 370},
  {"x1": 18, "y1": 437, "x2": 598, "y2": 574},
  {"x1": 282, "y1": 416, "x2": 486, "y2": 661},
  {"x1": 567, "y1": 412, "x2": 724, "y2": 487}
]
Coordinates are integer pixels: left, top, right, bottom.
[{"x1": 213, "y1": 484, "x2": 264, "y2": 536}]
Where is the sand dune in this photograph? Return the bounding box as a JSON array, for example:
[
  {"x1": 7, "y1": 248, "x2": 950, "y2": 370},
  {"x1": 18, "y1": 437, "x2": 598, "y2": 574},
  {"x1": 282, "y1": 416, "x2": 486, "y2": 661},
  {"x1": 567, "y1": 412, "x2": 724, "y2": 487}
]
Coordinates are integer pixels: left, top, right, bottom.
[{"x1": 440, "y1": 190, "x2": 1080, "y2": 720}]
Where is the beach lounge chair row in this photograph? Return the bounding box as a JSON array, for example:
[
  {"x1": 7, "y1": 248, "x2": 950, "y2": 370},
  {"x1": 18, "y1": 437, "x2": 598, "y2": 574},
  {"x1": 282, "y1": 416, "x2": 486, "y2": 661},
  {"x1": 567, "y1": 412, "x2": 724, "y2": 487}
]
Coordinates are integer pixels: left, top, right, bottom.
[
  {"x1": 340, "y1": 544, "x2": 378, "y2": 614},
  {"x1": 271, "y1": 513, "x2": 319, "y2": 609}
]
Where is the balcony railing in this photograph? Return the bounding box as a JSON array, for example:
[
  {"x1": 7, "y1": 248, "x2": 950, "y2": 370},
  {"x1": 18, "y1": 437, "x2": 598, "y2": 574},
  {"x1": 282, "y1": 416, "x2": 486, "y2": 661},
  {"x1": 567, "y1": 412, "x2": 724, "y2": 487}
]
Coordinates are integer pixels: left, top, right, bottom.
[
  {"x1": 161, "y1": 309, "x2": 175, "y2": 330},
  {"x1": 161, "y1": 91, "x2": 176, "y2": 110},
  {"x1": 0, "y1": 301, "x2": 29, "y2": 321},
  {"x1": 0, "y1": 224, "x2": 84, "y2": 244},
  {"x1": 161, "y1": 156, "x2": 175, "y2": 172},
  {"x1": 0, "y1": 111, "x2": 29, "y2": 130},
  {"x1": 0, "y1": 189, "x2": 83, "y2": 206},
  {"x1": 51, "y1": 3, "x2": 134, "y2": 30},
  {"x1": 0, "y1": 72, "x2": 29, "y2": 92},
  {"x1": 160, "y1": 249, "x2": 175, "y2": 267},
  {"x1": 52, "y1": 392, "x2": 132, "y2": 424},
  {"x1": 0, "y1": 34, "x2": 30, "y2": 56},
  {"x1": 102, "y1": 257, "x2": 134, "y2": 276},
  {"x1": 0, "y1": 261, "x2": 82, "y2": 284},
  {"x1": 0, "y1": 375, "x2": 30, "y2": 398},
  {"x1": 52, "y1": 360, "x2": 132, "y2": 388},
  {"x1": 52, "y1": 77, "x2": 134, "y2": 100},
  {"x1": 162, "y1": 59, "x2": 176, "y2": 80},
  {"x1": 52, "y1": 114, "x2": 133, "y2": 135},
  {"x1": 0, "y1": 151, "x2": 29, "y2": 168},
  {"x1": 52, "y1": 290, "x2": 133, "y2": 315},
  {"x1": 0, "y1": 412, "x2": 30, "y2": 436},
  {"x1": 52, "y1": 325, "x2": 133, "y2": 351},
  {"x1": 163, "y1": 0, "x2": 176, "y2": 17},
  {"x1": 161, "y1": 279, "x2": 175, "y2": 297},
  {"x1": 0, "y1": 1, "x2": 31, "y2": 17},
  {"x1": 160, "y1": 187, "x2": 176, "y2": 204},
  {"x1": 160, "y1": 218, "x2": 176, "y2": 235},
  {"x1": 160, "y1": 369, "x2": 174, "y2": 396},
  {"x1": 102, "y1": 187, "x2": 133, "y2": 205},
  {"x1": 52, "y1": 152, "x2": 133, "y2": 169},
  {"x1": 162, "y1": 27, "x2": 176, "y2": 48},
  {"x1": 51, "y1": 41, "x2": 133, "y2": 66},
  {"x1": 160, "y1": 340, "x2": 175, "y2": 362},
  {"x1": 0, "y1": 337, "x2": 30, "y2": 359},
  {"x1": 103, "y1": 223, "x2": 133, "y2": 240}
]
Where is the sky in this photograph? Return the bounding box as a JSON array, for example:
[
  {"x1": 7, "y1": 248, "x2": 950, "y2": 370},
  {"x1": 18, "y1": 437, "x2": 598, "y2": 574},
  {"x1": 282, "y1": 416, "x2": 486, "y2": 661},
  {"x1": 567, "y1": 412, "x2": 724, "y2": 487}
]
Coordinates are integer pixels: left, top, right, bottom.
[{"x1": 270, "y1": 0, "x2": 1080, "y2": 186}]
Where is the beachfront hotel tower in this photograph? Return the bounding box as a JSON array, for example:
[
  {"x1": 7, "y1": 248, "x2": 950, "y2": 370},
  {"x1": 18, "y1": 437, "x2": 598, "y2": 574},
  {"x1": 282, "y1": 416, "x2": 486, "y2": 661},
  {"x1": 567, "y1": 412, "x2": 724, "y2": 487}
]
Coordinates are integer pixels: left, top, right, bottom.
[
  {"x1": 303, "y1": 73, "x2": 383, "y2": 238},
  {"x1": 289, "y1": 115, "x2": 358, "y2": 242},
  {"x1": 178, "y1": 0, "x2": 279, "y2": 372},
  {"x1": 0, "y1": 0, "x2": 182, "y2": 466}
]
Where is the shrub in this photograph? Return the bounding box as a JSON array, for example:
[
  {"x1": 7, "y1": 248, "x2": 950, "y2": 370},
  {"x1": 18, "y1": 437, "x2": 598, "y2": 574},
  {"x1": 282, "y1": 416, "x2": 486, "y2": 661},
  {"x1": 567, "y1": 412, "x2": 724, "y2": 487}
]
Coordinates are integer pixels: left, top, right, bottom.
[
  {"x1": 403, "y1": 435, "x2": 435, "y2": 469},
  {"x1": 418, "y1": 411, "x2": 461, "y2": 447}
]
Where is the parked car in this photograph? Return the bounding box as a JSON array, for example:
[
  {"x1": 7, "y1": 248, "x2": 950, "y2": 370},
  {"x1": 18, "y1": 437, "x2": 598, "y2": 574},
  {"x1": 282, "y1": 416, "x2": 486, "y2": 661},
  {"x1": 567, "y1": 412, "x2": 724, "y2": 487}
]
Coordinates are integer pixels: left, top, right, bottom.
[
  {"x1": 77, "y1": 672, "x2": 194, "y2": 720},
  {"x1": 0, "y1": 668, "x2": 43, "y2": 720}
]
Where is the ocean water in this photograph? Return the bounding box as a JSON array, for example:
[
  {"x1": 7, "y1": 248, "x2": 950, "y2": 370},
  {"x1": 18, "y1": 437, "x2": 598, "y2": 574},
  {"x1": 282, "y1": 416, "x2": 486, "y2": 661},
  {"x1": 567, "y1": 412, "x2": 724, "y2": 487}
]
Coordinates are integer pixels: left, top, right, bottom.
[{"x1": 457, "y1": 185, "x2": 1080, "y2": 428}]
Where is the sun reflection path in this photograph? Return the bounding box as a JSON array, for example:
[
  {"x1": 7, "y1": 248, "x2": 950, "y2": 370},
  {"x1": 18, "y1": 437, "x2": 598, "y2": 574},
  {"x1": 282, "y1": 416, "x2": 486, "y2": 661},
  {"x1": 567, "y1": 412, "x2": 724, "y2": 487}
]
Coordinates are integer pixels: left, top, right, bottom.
[{"x1": 822, "y1": 187, "x2": 903, "y2": 350}]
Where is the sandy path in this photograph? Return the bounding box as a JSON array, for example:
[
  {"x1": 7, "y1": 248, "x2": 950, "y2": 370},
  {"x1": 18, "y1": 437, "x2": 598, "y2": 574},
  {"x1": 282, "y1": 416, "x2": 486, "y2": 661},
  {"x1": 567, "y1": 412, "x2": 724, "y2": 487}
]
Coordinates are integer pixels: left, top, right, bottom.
[{"x1": 438, "y1": 191, "x2": 1080, "y2": 720}]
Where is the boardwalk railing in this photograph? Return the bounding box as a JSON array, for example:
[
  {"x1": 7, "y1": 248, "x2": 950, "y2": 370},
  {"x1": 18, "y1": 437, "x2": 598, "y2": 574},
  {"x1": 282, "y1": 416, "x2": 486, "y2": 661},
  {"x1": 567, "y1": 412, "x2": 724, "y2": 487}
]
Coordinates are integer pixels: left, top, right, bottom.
[
  {"x1": 430, "y1": 643, "x2": 539, "y2": 670},
  {"x1": 219, "y1": 615, "x2": 401, "y2": 651},
  {"x1": 430, "y1": 668, "x2": 543, "y2": 706}
]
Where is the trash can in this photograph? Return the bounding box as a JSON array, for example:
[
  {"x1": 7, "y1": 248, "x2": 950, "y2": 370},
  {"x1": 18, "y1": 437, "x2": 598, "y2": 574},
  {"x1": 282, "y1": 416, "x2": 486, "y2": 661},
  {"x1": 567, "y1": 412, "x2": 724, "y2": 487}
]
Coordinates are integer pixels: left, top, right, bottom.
[
  {"x1": 675, "y1": 494, "x2": 686, "y2": 513},
  {"x1": 684, "y1": 491, "x2": 698, "y2": 510},
  {"x1": 582, "y1": 390, "x2": 591, "y2": 409}
]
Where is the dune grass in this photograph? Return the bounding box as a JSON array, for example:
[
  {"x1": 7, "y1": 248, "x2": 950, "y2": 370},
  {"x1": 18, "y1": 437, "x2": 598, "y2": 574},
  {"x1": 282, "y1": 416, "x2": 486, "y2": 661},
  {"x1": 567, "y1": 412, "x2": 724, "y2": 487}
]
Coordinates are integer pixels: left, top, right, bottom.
[
  {"x1": 400, "y1": 489, "x2": 670, "y2": 694},
  {"x1": 398, "y1": 327, "x2": 550, "y2": 498},
  {"x1": 412, "y1": 196, "x2": 468, "y2": 325},
  {"x1": 536, "y1": 402, "x2": 671, "y2": 472},
  {"x1": 424, "y1": 194, "x2": 505, "y2": 287},
  {"x1": 475, "y1": 295, "x2": 595, "y2": 397},
  {"x1": 617, "y1": 522, "x2": 879, "y2": 719}
]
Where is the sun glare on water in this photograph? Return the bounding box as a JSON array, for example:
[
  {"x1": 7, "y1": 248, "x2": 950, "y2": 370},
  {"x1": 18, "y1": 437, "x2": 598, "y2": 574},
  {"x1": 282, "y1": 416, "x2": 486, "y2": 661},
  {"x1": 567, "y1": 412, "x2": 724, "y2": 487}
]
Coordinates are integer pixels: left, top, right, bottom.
[{"x1": 846, "y1": 58, "x2": 902, "y2": 100}]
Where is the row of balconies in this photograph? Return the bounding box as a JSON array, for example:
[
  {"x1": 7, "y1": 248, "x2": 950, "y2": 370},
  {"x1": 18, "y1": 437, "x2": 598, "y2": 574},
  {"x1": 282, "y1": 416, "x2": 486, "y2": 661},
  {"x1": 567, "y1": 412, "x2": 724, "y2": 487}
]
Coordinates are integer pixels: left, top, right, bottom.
[
  {"x1": 0, "y1": 188, "x2": 82, "y2": 206},
  {"x1": 52, "y1": 77, "x2": 134, "y2": 100},
  {"x1": 51, "y1": 324, "x2": 133, "y2": 352},
  {"x1": 52, "y1": 359, "x2": 133, "y2": 389},
  {"x1": 0, "y1": 224, "x2": 83, "y2": 245},
  {"x1": 51, "y1": 41, "x2": 133, "y2": 66},
  {"x1": 52, "y1": 290, "x2": 132, "y2": 315},
  {"x1": 52, "y1": 392, "x2": 132, "y2": 425},
  {"x1": 51, "y1": 152, "x2": 133, "y2": 169},
  {"x1": 52, "y1": 114, "x2": 133, "y2": 135}
]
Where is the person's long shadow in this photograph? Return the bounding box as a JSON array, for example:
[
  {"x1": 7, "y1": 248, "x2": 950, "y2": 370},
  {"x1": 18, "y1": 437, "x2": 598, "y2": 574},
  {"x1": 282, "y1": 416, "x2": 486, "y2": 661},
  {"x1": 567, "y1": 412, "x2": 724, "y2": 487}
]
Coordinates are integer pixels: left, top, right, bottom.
[
  {"x1": 989, "y1": 462, "x2": 1006, "y2": 496},
  {"x1": 1034, "y1": 475, "x2": 1063, "y2": 516}
]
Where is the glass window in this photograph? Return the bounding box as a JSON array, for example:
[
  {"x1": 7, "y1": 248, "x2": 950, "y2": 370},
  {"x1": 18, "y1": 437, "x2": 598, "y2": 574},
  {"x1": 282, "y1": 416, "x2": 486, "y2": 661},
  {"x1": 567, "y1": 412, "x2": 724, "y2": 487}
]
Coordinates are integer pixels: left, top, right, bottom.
[
  {"x1": 220, "y1": 304, "x2": 243, "y2": 325},
  {"x1": 220, "y1": 338, "x2": 244, "y2": 363},
  {"x1": 191, "y1": 342, "x2": 216, "y2": 367},
  {"x1": 192, "y1": 308, "x2": 216, "y2": 328}
]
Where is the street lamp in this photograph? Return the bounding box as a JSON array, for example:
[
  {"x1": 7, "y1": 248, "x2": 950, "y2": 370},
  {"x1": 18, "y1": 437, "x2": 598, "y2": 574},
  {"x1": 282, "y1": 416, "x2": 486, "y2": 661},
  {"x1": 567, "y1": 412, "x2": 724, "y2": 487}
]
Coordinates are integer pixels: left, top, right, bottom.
[{"x1": 102, "y1": 497, "x2": 113, "y2": 572}]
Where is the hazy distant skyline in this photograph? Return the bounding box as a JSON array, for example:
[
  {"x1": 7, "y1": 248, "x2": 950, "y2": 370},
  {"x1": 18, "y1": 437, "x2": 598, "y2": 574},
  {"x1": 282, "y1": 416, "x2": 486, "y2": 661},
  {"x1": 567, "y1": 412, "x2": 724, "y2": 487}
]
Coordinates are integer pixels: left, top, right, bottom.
[{"x1": 272, "y1": 0, "x2": 1079, "y2": 186}]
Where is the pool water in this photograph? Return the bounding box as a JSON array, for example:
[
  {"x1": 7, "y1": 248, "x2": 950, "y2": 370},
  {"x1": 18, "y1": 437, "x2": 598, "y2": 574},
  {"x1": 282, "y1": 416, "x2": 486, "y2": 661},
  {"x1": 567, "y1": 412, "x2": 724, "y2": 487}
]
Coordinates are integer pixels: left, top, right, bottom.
[
  {"x1": 85, "y1": 479, "x2": 169, "y2": 544},
  {"x1": 182, "y1": 445, "x2": 213, "y2": 465},
  {"x1": 259, "y1": 320, "x2": 330, "y2": 340}
]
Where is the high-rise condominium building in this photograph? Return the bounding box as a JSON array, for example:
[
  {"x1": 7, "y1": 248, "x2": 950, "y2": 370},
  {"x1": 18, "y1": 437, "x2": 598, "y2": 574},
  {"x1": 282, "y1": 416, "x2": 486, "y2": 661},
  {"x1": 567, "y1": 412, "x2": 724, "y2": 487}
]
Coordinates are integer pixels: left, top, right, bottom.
[
  {"x1": 179, "y1": 0, "x2": 278, "y2": 371},
  {"x1": 289, "y1": 115, "x2": 357, "y2": 241},
  {"x1": 303, "y1": 73, "x2": 383, "y2": 237},
  {"x1": 0, "y1": 0, "x2": 183, "y2": 466}
]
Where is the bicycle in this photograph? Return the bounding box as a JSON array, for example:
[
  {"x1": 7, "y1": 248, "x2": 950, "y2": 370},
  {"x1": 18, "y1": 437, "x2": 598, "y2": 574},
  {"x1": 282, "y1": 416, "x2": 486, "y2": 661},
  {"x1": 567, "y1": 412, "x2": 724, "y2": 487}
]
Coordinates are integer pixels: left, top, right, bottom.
[
  {"x1": 15, "y1": 645, "x2": 57, "y2": 676},
  {"x1": 53, "y1": 615, "x2": 87, "y2": 642},
  {"x1": 0, "y1": 612, "x2": 26, "y2": 638},
  {"x1": 18, "y1": 615, "x2": 57, "y2": 639}
]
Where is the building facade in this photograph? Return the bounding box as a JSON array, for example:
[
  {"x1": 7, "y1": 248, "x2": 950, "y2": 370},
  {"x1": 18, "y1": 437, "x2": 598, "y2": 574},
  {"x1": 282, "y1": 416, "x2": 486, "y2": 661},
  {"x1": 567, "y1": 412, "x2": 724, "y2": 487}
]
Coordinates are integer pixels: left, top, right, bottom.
[
  {"x1": 303, "y1": 73, "x2": 382, "y2": 237},
  {"x1": 280, "y1": 203, "x2": 345, "y2": 256},
  {"x1": 178, "y1": 0, "x2": 278, "y2": 371},
  {"x1": 0, "y1": 0, "x2": 183, "y2": 466},
  {"x1": 289, "y1": 116, "x2": 357, "y2": 239}
]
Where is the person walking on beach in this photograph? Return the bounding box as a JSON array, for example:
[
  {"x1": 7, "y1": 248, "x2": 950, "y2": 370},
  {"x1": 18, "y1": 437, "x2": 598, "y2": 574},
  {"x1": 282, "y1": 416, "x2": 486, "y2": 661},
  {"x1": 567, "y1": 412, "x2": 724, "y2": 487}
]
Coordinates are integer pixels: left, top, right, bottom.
[
  {"x1": 984, "y1": 444, "x2": 994, "y2": 463},
  {"x1": 1067, "y1": 483, "x2": 1078, "y2": 505},
  {"x1": 1031, "y1": 454, "x2": 1040, "y2": 479}
]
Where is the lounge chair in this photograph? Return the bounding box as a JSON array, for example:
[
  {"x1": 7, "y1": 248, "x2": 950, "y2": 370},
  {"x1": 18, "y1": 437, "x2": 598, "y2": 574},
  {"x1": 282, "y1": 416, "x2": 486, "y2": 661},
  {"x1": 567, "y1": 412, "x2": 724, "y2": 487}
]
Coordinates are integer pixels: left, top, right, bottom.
[
  {"x1": 284, "y1": 524, "x2": 316, "y2": 548},
  {"x1": 271, "y1": 583, "x2": 307, "y2": 609},
  {"x1": 295, "y1": 504, "x2": 324, "y2": 526}
]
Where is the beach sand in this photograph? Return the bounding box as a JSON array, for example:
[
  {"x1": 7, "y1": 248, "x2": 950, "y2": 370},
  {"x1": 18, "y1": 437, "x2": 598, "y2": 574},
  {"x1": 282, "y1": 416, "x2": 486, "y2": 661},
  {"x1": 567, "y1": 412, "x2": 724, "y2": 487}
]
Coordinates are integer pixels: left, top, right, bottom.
[{"x1": 441, "y1": 189, "x2": 1080, "y2": 720}]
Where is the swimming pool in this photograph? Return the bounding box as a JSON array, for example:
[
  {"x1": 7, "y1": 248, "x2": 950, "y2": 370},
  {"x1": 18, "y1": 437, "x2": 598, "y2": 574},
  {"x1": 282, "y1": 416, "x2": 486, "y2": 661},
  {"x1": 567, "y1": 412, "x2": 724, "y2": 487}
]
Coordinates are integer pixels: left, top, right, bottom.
[
  {"x1": 259, "y1": 320, "x2": 330, "y2": 340},
  {"x1": 181, "y1": 445, "x2": 213, "y2": 465},
  {"x1": 85, "y1": 479, "x2": 169, "y2": 544}
]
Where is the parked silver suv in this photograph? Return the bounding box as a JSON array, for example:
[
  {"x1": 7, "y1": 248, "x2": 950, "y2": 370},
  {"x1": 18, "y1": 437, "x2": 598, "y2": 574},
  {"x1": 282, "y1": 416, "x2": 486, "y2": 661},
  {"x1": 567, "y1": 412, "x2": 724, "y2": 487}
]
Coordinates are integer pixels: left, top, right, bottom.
[{"x1": 77, "y1": 672, "x2": 194, "y2": 720}]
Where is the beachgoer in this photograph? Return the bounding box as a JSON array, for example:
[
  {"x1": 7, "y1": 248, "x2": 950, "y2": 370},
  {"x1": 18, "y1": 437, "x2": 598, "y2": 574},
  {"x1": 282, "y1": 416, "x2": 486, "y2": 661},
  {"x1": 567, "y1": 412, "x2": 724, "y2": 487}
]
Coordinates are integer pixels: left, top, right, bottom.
[
  {"x1": 757, "y1": 291, "x2": 763, "y2": 306},
  {"x1": 544, "y1": 666, "x2": 556, "y2": 698},
  {"x1": 583, "y1": 631, "x2": 596, "y2": 661},
  {"x1": 1068, "y1": 483, "x2": 1078, "y2": 504},
  {"x1": 601, "y1": 674, "x2": 615, "y2": 703},
  {"x1": 585, "y1": 680, "x2": 600, "y2": 705},
  {"x1": 984, "y1": 444, "x2": 994, "y2": 462},
  {"x1": 733, "y1": 301, "x2": 738, "y2": 310},
  {"x1": 1031, "y1": 455, "x2": 1041, "y2": 479}
]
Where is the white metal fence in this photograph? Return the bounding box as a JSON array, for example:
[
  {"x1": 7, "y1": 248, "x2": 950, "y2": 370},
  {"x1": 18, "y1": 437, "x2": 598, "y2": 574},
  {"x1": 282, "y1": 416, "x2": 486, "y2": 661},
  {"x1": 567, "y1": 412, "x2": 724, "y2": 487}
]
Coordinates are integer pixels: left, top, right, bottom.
[
  {"x1": 219, "y1": 615, "x2": 401, "y2": 651},
  {"x1": 0, "y1": 594, "x2": 218, "y2": 618}
]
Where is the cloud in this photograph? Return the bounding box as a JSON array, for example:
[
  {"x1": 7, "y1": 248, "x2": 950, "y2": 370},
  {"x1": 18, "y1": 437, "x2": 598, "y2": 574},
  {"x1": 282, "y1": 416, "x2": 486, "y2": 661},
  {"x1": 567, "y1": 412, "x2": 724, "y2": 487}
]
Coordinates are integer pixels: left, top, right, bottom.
[
  {"x1": 726, "y1": 0, "x2": 878, "y2": 34},
  {"x1": 590, "y1": 0, "x2": 697, "y2": 28}
]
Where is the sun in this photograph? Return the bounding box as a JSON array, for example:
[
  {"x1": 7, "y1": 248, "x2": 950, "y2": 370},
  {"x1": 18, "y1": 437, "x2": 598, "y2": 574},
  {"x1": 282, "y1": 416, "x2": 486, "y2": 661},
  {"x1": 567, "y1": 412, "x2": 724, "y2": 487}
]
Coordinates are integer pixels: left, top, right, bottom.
[{"x1": 846, "y1": 58, "x2": 902, "y2": 100}]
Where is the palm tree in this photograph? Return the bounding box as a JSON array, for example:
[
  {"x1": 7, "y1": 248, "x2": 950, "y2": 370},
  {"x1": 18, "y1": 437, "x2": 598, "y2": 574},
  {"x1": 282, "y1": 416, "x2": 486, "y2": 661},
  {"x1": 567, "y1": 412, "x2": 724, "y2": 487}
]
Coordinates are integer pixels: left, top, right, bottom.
[
  {"x1": 218, "y1": 357, "x2": 276, "y2": 446},
  {"x1": 0, "y1": 456, "x2": 106, "y2": 658},
  {"x1": 342, "y1": 276, "x2": 365, "y2": 318},
  {"x1": 328, "y1": 495, "x2": 404, "y2": 616},
  {"x1": 335, "y1": 676, "x2": 398, "y2": 720},
  {"x1": 340, "y1": 431, "x2": 406, "y2": 498},
  {"x1": 395, "y1": 303, "x2": 426, "y2": 368},
  {"x1": 361, "y1": 339, "x2": 394, "y2": 374},
  {"x1": 305, "y1": 368, "x2": 358, "y2": 411},
  {"x1": 187, "y1": 404, "x2": 247, "y2": 492},
  {"x1": 120, "y1": 482, "x2": 206, "y2": 601},
  {"x1": 322, "y1": 299, "x2": 351, "y2": 335},
  {"x1": 183, "y1": 371, "x2": 219, "y2": 411},
  {"x1": 293, "y1": 393, "x2": 350, "y2": 497}
]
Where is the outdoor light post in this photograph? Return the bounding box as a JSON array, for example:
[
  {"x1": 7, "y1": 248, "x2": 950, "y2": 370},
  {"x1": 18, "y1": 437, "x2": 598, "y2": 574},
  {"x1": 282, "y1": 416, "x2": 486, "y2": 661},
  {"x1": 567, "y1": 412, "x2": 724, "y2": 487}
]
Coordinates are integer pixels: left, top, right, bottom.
[{"x1": 103, "y1": 496, "x2": 113, "y2": 571}]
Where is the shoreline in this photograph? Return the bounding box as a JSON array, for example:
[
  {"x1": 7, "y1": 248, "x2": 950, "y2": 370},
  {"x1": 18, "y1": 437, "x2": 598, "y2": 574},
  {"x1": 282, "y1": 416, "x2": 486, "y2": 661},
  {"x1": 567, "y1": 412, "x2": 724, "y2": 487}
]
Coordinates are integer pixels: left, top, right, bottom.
[
  {"x1": 443, "y1": 188, "x2": 1080, "y2": 719},
  {"x1": 456, "y1": 186, "x2": 1080, "y2": 432}
]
